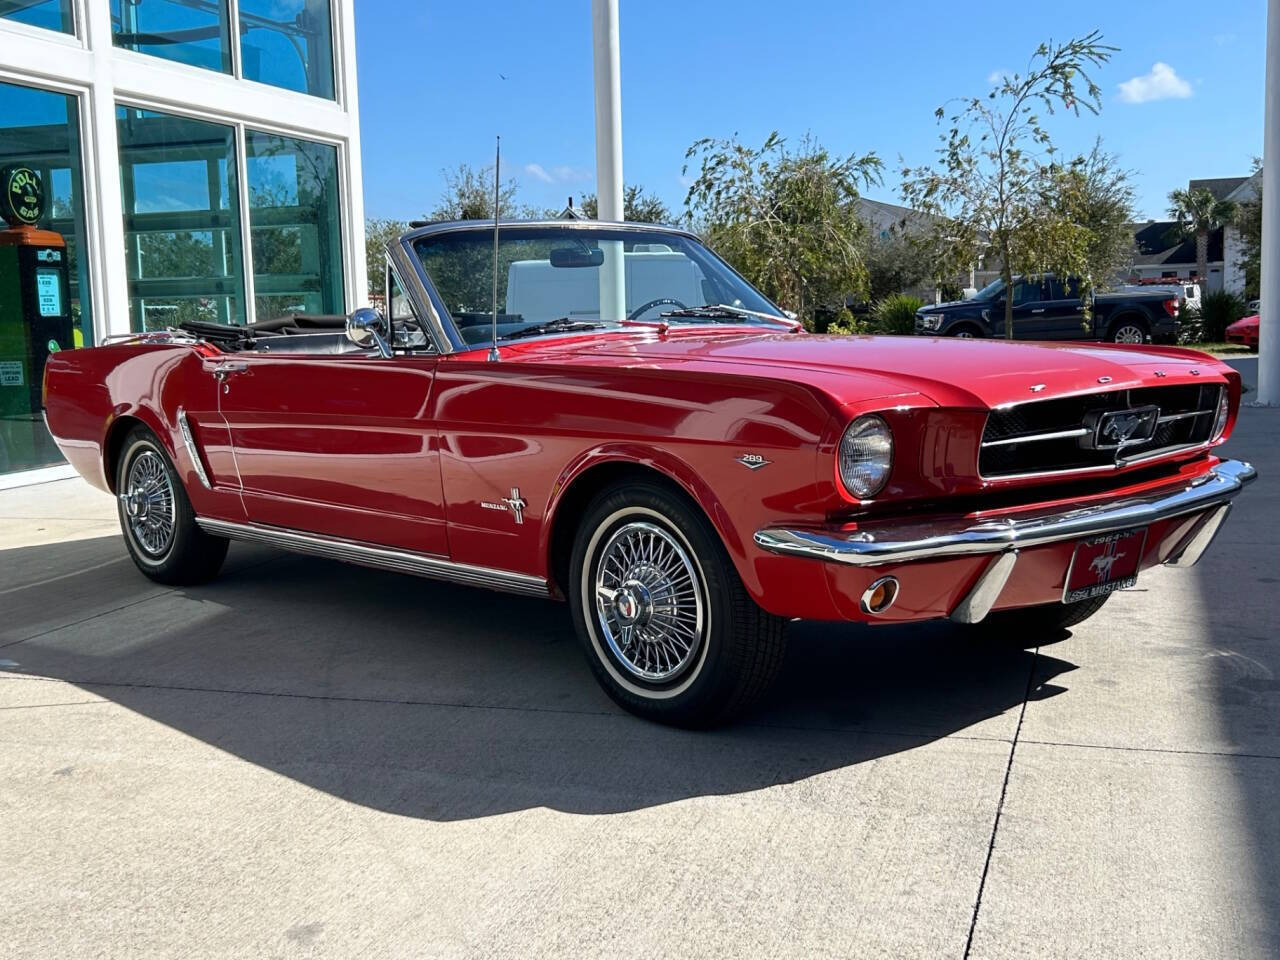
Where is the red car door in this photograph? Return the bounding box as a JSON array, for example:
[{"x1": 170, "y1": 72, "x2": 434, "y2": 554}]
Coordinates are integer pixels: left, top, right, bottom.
[{"x1": 215, "y1": 349, "x2": 447, "y2": 556}]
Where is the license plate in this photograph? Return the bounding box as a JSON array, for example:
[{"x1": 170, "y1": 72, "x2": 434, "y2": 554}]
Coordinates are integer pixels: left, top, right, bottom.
[{"x1": 1063, "y1": 528, "x2": 1147, "y2": 603}]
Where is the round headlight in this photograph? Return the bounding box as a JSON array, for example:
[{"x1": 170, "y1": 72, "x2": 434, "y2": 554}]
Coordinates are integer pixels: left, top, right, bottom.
[
  {"x1": 1211, "y1": 388, "x2": 1230, "y2": 441},
  {"x1": 839, "y1": 414, "x2": 893, "y2": 499}
]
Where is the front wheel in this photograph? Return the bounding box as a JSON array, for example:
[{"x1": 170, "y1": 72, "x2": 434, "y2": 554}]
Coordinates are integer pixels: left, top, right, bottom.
[
  {"x1": 982, "y1": 593, "x2": 1110, "y2": 641},
  {"x1": 568, "y1": 481, "x2": 787, "y2": 727},
  {"x1": 116, "y1": 426, "x2": 228, "y2": 585}
]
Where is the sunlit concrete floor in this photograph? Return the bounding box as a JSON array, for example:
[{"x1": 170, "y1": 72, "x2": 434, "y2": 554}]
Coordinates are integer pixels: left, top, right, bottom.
[{"x1": 2, "y1": 377, "x2": 1276, "y2": 958}]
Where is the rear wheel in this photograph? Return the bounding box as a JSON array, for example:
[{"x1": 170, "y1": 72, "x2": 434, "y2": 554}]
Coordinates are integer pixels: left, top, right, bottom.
[
  {"x1": 1109, "y1": 318, "x2": 1148, "y2": 344},
  {"x1": 116, "y1": 426, "x2": 228, "y2": 585},
  {"x1": 568, "y1": 481, "x2": 787, "y2": 727}
]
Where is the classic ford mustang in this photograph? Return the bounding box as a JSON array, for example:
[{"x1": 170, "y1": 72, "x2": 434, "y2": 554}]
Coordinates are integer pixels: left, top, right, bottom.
[{"x1": 43, "y1": 220, "x2": 1256, "y2": 725}]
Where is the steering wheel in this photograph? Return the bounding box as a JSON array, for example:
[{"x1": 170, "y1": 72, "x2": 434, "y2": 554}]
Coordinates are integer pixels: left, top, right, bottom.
[{"x1": 627, "y1": 297, "x2": 687, "y2": 322}]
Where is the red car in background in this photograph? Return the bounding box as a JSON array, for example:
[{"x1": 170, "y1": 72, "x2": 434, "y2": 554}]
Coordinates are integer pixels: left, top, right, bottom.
[
  {"x1": 1226, "y1": 313, "x2": 1260, "y2": 351},
  {"x1": 42, "y1": 221, "x2": 1257, "y2": 726}
]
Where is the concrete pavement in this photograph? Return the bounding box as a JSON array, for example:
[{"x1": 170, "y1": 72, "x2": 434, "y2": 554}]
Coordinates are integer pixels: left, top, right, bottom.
[{"x1": 1, "y1": 402, "x2": 1277, "y2": 958}]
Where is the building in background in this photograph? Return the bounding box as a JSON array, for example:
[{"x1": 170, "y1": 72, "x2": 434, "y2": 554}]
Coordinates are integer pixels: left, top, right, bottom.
[
  {"x1": 0, "y1": 0, "x2": 365, "y2": 481},
  {"x1": 1129, "y1": 175, "x2": 1258, "y2": 294}
]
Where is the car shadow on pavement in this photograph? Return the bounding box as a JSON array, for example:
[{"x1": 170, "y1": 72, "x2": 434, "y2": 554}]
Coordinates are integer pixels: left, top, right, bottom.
[{"x1": 1, "y1": 535, "x2": 1078, "y2": 821}]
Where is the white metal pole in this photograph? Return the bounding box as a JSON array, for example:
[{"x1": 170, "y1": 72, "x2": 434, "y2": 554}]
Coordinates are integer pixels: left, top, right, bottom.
[
  {"x1": 591, "y1": 0, "x2": 626, "y2": 321},
  {"x1": 1259, "y1": 0, "x2": 1280, "y2": 404}
]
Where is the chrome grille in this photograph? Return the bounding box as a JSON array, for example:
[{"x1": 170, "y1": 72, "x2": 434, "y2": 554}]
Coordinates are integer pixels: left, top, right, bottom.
[{"x1": 979, "y1": 384, "x2": 1222, "y2": 478}]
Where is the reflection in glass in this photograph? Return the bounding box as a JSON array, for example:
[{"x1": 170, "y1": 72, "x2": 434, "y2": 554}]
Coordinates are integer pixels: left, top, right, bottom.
[
  {"x1": 109, "y1": 0, "x2": 231, "y2": 74},
  {"x1": 0, "y1": 80, "x2": 91, "y2": 473},
  {"x1": 0, "y1": 0, "x2": 73, "y2": 33},
  {"x1": 116, "y1": 106, "x2": 246, "y2": 331},
  {"x1": 246, "y1": 130, "x2": 344, "y2": 320},
  {"x1": 239, "y1": 0, "x2": 335, "y2": 99}
]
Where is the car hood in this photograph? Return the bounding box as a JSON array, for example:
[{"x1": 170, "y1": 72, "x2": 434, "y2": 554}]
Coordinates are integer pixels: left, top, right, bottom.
[{"x1": 548, "y1": 330, "x2": 1227, "y2": 410}]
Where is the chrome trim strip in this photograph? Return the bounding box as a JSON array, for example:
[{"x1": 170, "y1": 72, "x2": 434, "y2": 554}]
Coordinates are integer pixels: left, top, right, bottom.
[
  {"x1": 194, "y1": 518, "x2": 551, "y2": 597},
  {"x1": 1164, "y1": 503, "x2": 1232, "y2": 568},
  {"x1": 753, "y1": 459, "x2": 1256, "y2": 568},
  {"x1": 1157, "y1": 409, "x2": 1215, "y2": 424},
  {"x1": 950, "y1": 550, "x2": 1019, "y2": 624},
  {"x1": 981, "y1": 428, "x2": 1089, "y2": 448},
  {"x1": 176, "y1": 408, "x2": 211, "y2": 489}
]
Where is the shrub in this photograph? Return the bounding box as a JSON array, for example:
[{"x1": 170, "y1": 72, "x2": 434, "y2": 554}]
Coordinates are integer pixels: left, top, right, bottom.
[
  {"x1": 870, "y1": 294, "x2": 925, "y2": 335},
  {"x1": 826, "y1": 307, "x2": 871, "y2": 335},
  {"x1": 1197, "y1": 291, "x2": 1247, "y2": 342}
]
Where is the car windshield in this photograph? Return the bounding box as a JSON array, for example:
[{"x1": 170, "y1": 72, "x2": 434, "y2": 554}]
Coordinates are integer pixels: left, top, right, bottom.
[
  {"x1": 974, "y1": 277, "x2": 1006, "y2": 300},
  {"x1": 411, "y1": 225, "x2": 789, "y2": 347}
]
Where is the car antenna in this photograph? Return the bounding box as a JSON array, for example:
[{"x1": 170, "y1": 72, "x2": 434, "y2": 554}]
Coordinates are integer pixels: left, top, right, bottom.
[{"x1": 488, "y1": 135, "x2": 501, "y2": 363}]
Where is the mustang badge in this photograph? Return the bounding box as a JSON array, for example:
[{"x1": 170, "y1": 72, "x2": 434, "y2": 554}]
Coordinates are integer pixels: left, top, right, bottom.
[
  {"x1": 1084, "y1": 405, "x2": 1160, "y2": 451},
  {"x1": 480, "y1": 487, "x2": 528, "y2": 524},
  {"x1": 1088, "y1": 549, "x2": 1126, "y2": 582}
]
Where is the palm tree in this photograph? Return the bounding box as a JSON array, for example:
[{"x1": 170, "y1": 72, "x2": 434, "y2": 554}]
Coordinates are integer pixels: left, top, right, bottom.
[{"x1": 1167, "y1": 187, "x2": 1237, "y2": 289}]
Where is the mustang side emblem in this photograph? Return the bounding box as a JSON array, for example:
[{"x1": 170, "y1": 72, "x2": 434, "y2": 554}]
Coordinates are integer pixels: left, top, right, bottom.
[
  {"x1": 737, "y1": 454, "x2": 772, "y2": 471},
  {"x1": 481, "y1": 487, "x2": 528, "y2": 524}
]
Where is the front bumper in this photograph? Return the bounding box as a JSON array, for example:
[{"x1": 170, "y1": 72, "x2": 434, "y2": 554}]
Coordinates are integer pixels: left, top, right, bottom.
[{"x1": 754, "y1": 459, "x2": 1256, "y2": 623}]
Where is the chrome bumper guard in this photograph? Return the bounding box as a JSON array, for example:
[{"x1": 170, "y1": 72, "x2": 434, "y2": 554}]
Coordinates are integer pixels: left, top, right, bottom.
[{"x1": 755, "y1": 460, "x2": 1255, "y2": 623}]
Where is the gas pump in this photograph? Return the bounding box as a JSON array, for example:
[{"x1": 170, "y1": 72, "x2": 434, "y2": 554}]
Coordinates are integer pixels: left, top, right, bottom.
[{"x1": 0, "y1": 165, "x2": 74, "y2": 473}]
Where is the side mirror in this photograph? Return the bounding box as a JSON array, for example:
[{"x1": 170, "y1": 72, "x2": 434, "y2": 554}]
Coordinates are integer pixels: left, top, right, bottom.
[{"x1": 346, "y1": 307, "x2": 392, "y2": 358}]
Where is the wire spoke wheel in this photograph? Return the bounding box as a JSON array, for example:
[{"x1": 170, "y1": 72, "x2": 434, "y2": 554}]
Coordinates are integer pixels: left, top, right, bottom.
[
  {"x1": 121, "y1": 449, "x2": 176, "y2": 557},
  {"x1": 593, "y1": 520, "x2": 706, "y2": 683}
]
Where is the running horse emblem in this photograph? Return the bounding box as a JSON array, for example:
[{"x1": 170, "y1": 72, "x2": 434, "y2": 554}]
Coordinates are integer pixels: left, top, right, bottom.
[{"x1": 1089, "y1": 549, "x2": 1126, "y2": 582}]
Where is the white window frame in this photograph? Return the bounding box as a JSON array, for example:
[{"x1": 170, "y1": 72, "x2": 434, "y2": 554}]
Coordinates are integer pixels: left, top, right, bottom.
[{"x1": 0, "y1": 0, "x2": 365, "y2": 342}]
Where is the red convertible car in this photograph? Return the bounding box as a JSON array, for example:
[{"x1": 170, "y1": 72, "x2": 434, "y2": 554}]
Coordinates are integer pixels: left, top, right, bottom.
[{"x1": 43, "y1": 221, "x2": 1256, "y2": 725}]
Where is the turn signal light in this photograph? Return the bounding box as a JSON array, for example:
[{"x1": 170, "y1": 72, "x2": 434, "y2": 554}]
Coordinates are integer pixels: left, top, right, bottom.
[{"x1": 860, "y1": 576, "x2": 900, "y2": 615}]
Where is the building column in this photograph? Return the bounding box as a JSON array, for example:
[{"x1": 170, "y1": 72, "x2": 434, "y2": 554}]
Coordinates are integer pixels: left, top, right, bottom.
[
  {"x1": 591, "y1": 0, "x2": 625, "y2": 321},
  {"x1": 1260, "y1": 0, "x2": 1280, "y2": 404}
]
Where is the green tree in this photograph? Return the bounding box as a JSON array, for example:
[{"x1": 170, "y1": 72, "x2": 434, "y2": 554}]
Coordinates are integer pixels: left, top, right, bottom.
[
  {"x1": 1044, "y1": 139, "x2": 1137, "y2": 289},
  {"x1": 1167, "y1": 186, "x2": 1237, "y2": 292},
  {"x1": 864, "y1": 226, "x2": 934, "y2": 301},
  {"x1": 429, "y1": 163, "x2": 521, "y2": 221},
  {"x1": 683, "y1": 131, "x2": 882, "y2": 329},
  {"x1": 578, "y1": 184, "x2": 674, "y2": 223},
  {"x1": 1234, "y1": 159, "x2": 1261, "y2": 300},
  {"x1": 365, "y1": 217, "x2": 409, "y2": 297},
  {"x1": 901, "y1": 32, "x2": 1116, "y2": 337}
]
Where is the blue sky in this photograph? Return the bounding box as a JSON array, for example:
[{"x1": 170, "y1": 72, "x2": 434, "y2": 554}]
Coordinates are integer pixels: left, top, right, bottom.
[{"x1": 355, "y1": 0, "x2": 1266, "y2": 223}]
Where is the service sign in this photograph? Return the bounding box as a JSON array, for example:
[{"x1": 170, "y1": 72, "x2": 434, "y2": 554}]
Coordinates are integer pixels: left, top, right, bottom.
[
  {"x1": 1, "y1": 166, "x2": 45, "y2": 227},
  {"x1": 0, "y1": 361, "x2": 24, "y2": 387}
]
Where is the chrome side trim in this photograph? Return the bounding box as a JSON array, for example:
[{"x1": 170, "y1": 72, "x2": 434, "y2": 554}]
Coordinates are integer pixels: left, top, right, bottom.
[
  {"x1": 981, "y1": 427, "x2": 1089, "y2": 448},
  {"x1": 753, "y1": 459, "x2": 1256, "y2": 568},
  {"x1": 1164, "y1": 503, "x2": 1232, "y2": 568},
  {"x1": 194, "y1": 518, "x2": 551, "y2": 597},
  {"x1": 176, "y1": 408, "x2": 211, "y2": 489},
  {"x1": 950, "y1": 550, "x2": 1019, "y2": 624}
]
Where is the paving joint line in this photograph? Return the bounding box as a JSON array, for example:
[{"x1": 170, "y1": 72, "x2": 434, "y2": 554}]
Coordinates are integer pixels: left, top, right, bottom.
[
  {"x1": 963, "y1": 645, "x2": 1037, "y2": 959},
  {"x1": 1019, "y1": 737, "x2": 1280, "y2": 762}
]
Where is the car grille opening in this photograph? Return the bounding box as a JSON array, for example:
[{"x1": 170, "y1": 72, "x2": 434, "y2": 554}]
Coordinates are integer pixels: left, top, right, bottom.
[{"x1": 979, "y1": 384, "x2": 1222, "y2": 479}]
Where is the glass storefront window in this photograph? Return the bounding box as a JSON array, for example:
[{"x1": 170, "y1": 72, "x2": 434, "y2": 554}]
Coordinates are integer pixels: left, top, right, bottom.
[
  {"x1": 0, "y1": 80, "x2": 91, "y2": 474},
  {"x1": 239, "y1": 0, "x2": 335, "y2": 99},
  {"x1": 246, "y1": 130, "x2": 344, "y2": 320},
  {"x1": 0, "y1": 0, "x2": 73, "y2": 33},
  {"x1": 109, "y1": 0, "x2": 232, "y2": 74},
  {"x1": 116, "y1": 106, "x2": 247, "y2": 331}
]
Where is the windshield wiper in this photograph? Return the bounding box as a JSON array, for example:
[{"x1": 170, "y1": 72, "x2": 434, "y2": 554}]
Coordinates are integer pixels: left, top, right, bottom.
[
  {"x1": 659, "y1": 303, "x2": 791, "y2": 325},
  {"x1": 500, "y1": 317, "x2": 609, "y2": 341}
]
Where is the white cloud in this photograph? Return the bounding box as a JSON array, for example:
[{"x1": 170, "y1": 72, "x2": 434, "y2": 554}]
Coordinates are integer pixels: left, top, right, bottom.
[
  {"x1": 524, "y1": 163, "x2": 554, "y2": 183},
  {"x1": 1117, "y1": 63, "x2": 1192, "y2": 104},
  {"x1": 987, "y1": 69, "x2": 1010, "y2": 85},
  {"x1": 524, "y1": 163, "x2": 589, "y2": 185},
  {"x1": 552, "y1": 165, "x2": 590, "y2": 182}
]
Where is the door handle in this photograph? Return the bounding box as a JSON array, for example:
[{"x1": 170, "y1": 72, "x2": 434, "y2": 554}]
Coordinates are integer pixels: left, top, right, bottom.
[
  {"x1": 213, "y1": 362, "x2": 249, "y2": 382},
  {"x1": 1030, "y1": 308, "x2": 1046, "y2": 314}
]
